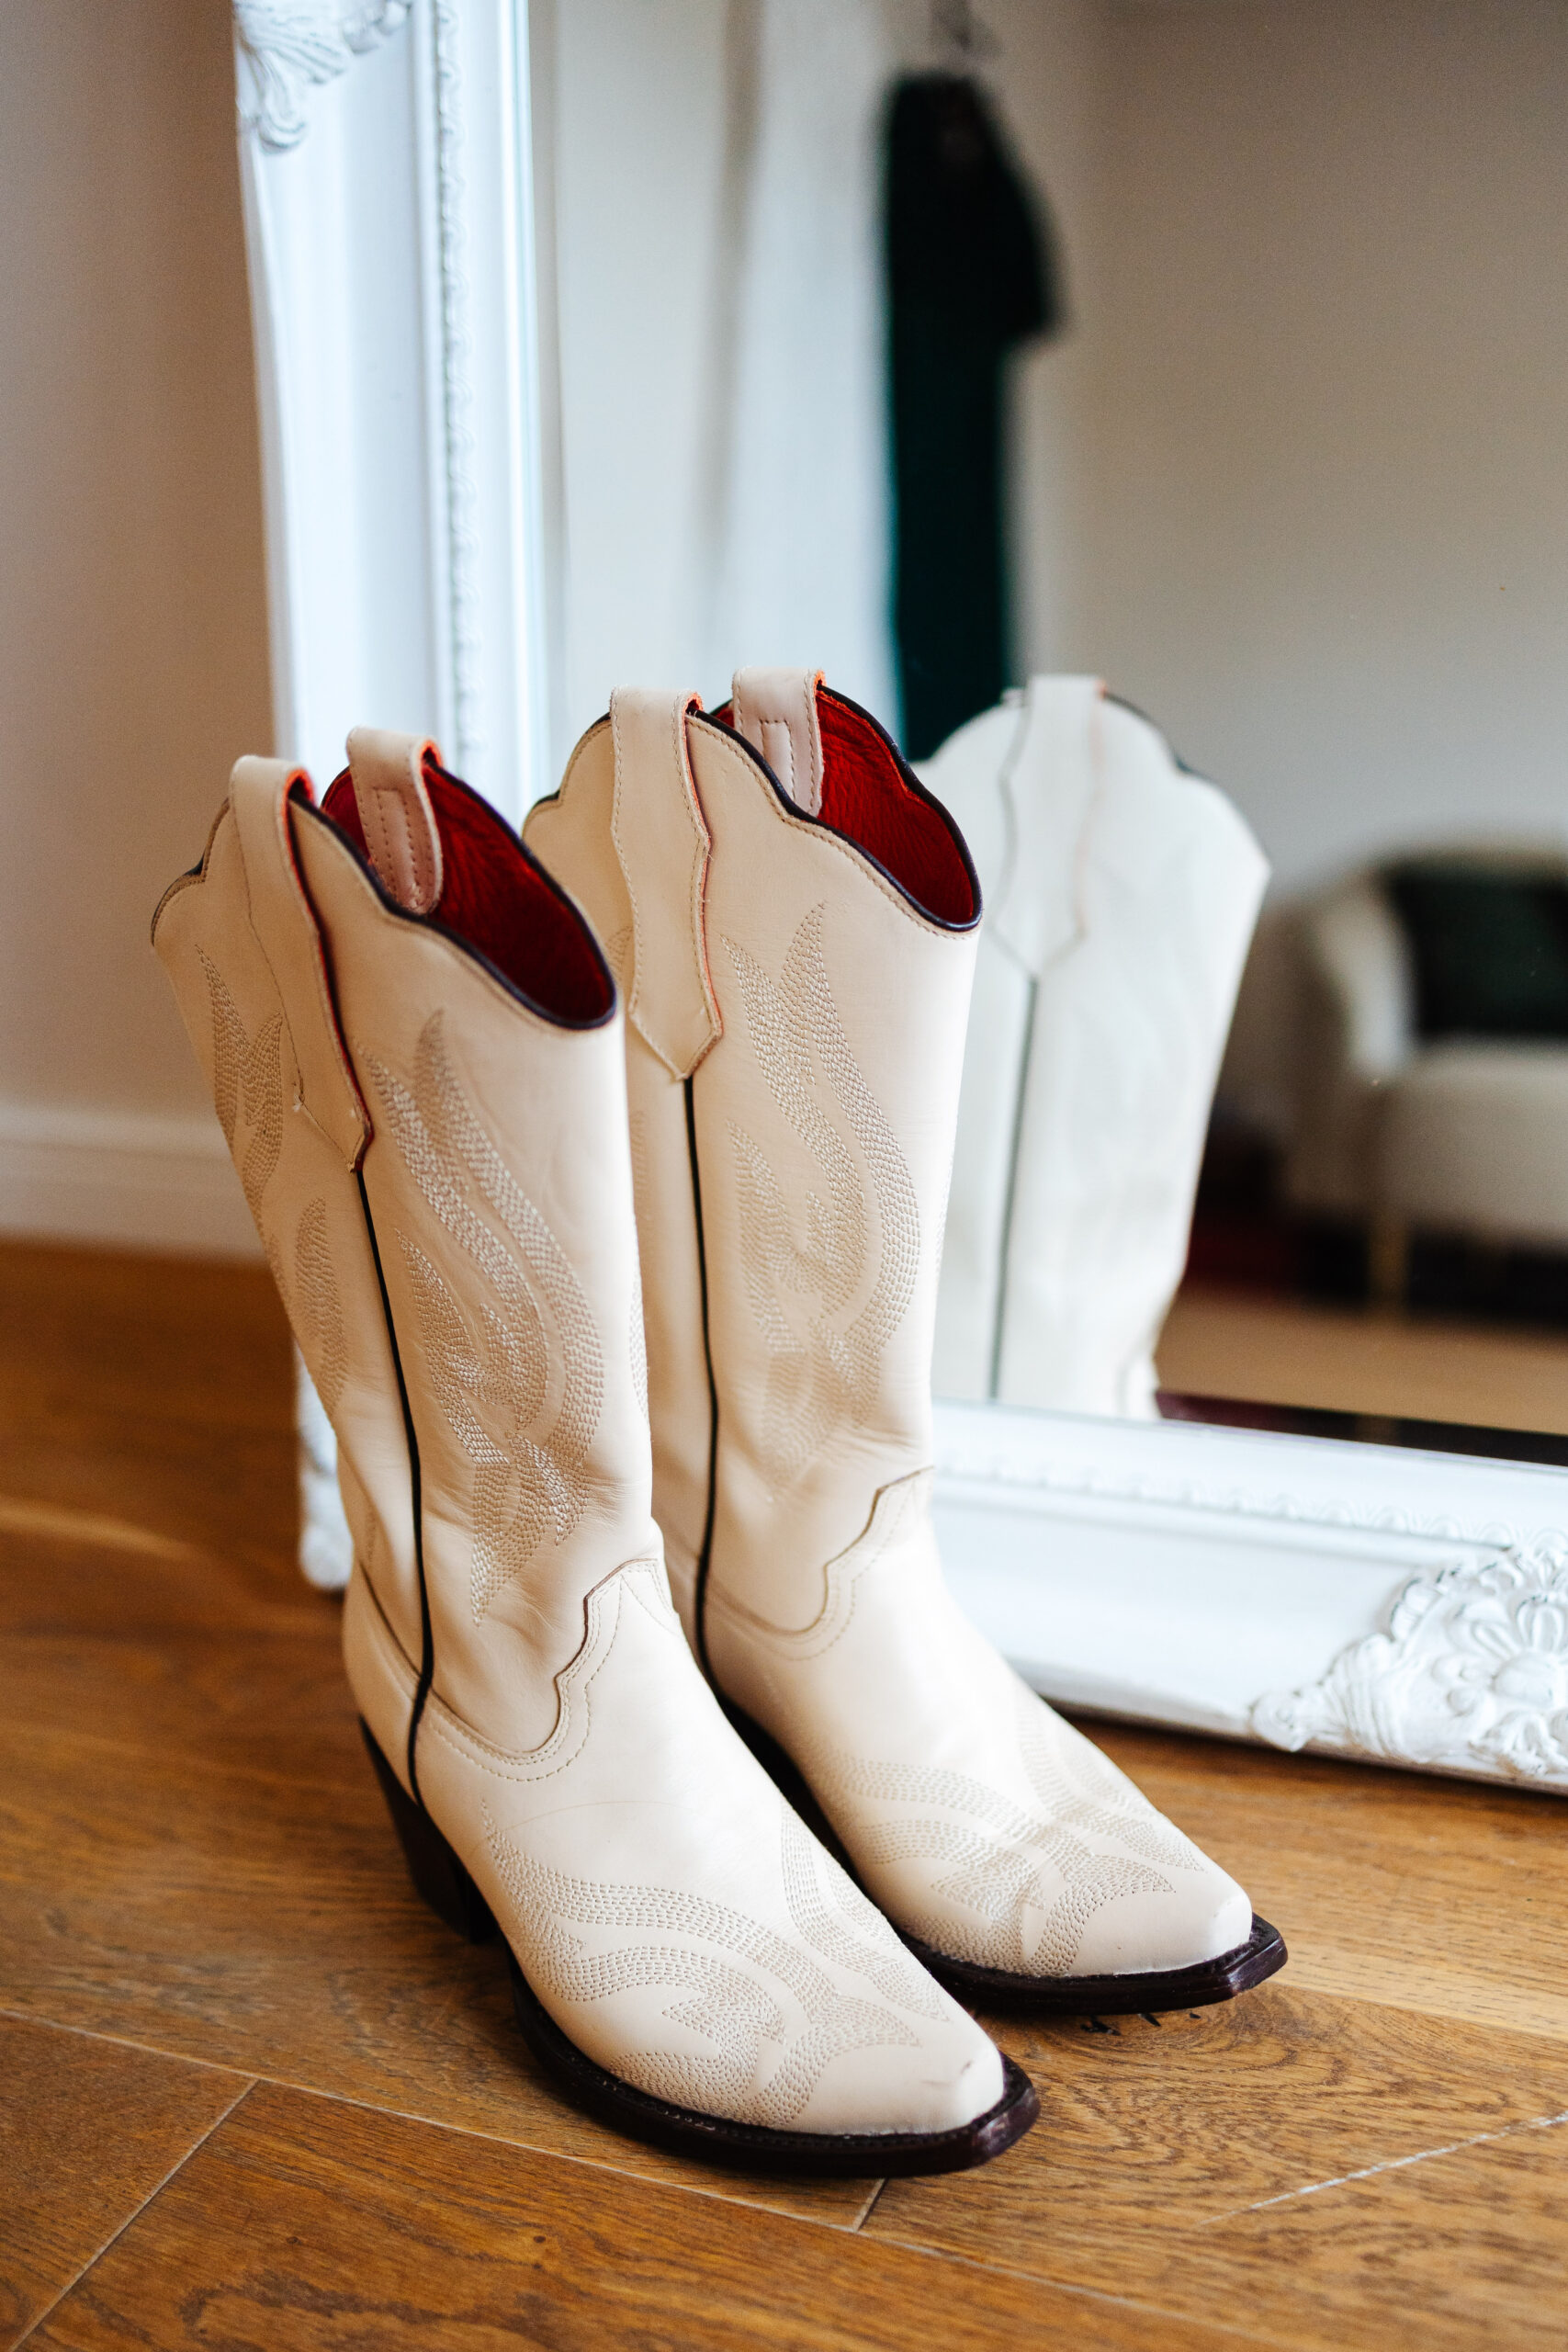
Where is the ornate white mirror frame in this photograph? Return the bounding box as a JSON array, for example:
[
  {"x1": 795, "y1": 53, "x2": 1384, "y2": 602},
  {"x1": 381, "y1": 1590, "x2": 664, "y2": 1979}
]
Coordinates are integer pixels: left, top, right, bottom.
[
  {"x1": 934, "y1": 1400, "x2": 1568, "y2": 1795},
  {"x1": 234, "y1": 0, "x2": 1568, "y2": 1802}
]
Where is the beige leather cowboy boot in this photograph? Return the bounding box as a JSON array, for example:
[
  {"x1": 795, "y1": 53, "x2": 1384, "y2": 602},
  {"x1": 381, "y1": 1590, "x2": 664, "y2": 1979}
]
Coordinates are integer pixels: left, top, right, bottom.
[
  {"x1": 152, "y1": 731, "x2": 1034, "y2": 2171},
  {"x1": 526, "y1": 673, "x2": 1284, "y2": 2014}
]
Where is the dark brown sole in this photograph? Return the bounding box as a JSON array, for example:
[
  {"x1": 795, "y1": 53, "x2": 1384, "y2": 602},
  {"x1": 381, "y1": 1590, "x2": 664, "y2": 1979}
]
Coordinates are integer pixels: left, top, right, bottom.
[
  {"x1": 902, "y1": 1914, "x2": 1288, "y2": 2016},
  {"x1": 360, "y1": 1723, "x2": 1039, "y2": 2177},
  {"x1": 718, "y1": 1700, "x2": 1289, "y2": 2018}
]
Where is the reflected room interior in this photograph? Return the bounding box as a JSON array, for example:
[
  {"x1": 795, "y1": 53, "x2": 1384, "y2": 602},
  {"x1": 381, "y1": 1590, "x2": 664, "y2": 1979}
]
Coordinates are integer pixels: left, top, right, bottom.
[
  {"x1": 545, "y1": 0, "x2": 1568, "y2": 1463},
  {"x1": 1123, "y1": 0, "x2": 1568, "y2": 1457}
]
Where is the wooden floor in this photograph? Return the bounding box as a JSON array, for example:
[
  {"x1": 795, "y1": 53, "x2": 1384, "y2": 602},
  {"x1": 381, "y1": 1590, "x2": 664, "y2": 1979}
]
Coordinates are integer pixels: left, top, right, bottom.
[
  {"x1": 3, "y1": 1239, "x2": 1567, "y2": 2349},
  {"x1": 1159, "y1": 1281, "x2": 1568, "y2": 1437}
]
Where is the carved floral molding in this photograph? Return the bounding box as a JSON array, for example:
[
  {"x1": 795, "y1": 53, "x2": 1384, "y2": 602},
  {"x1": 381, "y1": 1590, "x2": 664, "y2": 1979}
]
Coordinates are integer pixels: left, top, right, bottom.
[
  {"x1": 933, "y1": 1399, "x2": 1568, "y2": 1794},
  {"x1": 1253, "y1": 1542, "x2": 1568, "y2": 1788},
  {"x1": 234, "y1": 1, "x2": 412, "y2": 151}
]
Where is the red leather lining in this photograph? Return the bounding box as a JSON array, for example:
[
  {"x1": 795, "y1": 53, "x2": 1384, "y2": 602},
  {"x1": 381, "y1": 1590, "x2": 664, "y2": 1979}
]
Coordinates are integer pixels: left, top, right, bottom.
[
  {"x1": 322, "y1": 760, "x2": 612, "y2": 1024},
  {"x1": 713, "y1": 689, "x2": 976, "y2": 925},
  {"x1": 816, "y1": 689, "x2": 976, "y2": 923}
]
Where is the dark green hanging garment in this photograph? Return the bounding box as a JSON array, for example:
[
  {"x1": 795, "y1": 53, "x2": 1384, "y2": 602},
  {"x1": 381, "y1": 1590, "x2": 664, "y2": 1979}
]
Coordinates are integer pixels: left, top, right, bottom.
[{"x1": 885, "y1": 73, "x2": 1061, "y2": 760}]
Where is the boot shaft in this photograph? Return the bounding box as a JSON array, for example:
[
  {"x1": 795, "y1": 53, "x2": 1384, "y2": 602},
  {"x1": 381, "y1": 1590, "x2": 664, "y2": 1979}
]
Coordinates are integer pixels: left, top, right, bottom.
[
  {"x1": 154, "y1": 739, "x2": 657, "y2": 1770},
  {"x1": 152, "y1": 758, "x2": 413, "y2": 1623},
  {"x1": 525, "y1": 674, "x2": 979, "y2": 1634}
]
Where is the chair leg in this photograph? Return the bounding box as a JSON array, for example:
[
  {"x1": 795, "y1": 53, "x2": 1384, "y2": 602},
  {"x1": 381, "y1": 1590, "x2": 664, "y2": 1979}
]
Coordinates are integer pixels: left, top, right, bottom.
[{"x1": 1369, "y1": 1212, "x2": 1409, "y2": 1314}]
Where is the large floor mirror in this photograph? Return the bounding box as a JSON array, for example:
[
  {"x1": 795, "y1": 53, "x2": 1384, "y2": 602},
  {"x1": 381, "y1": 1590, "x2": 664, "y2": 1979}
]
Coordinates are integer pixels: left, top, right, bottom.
[
  {"x1": 252, "y1": 0, "x2": 1568, "y2": 1794},
  {"x1": 522, "y1": 0, "x2": 1568, "y2": 1794}
]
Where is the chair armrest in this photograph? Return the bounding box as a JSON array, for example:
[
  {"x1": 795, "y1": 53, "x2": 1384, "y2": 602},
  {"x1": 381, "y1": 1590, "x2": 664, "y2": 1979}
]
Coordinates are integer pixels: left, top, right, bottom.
[{"x1": 1302, "y1": 874, "x2": 1415, "y2": 1080}]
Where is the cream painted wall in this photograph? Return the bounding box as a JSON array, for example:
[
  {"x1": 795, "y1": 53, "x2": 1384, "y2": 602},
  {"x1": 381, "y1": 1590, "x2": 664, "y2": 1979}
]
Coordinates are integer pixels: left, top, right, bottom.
[
  {"x1": 0, "y1": 0, "x2": 271, "y2": 1246},
  {"x1": 546, "y1": 0, "x2": 901, "y2": 753},
  {"x1": 12, "y1": 0, "x2": 1556, "y2": 1244},
  {"x1": 1081, "y1": 0, "x2": 1568, "y2": 895},
  {"x1": 983, "y1": 0, "x2": 1107, "y2": 682},
  {"x1": 546, "y1": 0, "x2": 727, "y2": 741},
  {"x1": 4, "y1": 0, "x2": 1100, "y2": 1253},
  {"x1": 542, "y1": 0, "x2": 1105, "y2": 758}
]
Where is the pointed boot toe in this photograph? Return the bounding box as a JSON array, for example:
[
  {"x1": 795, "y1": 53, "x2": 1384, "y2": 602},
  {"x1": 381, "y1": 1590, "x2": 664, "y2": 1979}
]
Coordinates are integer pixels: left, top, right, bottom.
[
  {"x1": 1066, "y1": 1871, "x2": 1256, "y2": 1984},
  {"x1": 794, "y1": 2032, "x2": 1007, "y2": 2141}
]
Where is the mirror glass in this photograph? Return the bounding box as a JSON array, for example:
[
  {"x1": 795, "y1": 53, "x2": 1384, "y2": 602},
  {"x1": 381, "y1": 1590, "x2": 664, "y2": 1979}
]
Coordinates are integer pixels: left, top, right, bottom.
[{"x1": 537, "y1": 0, "x2": 1568, "y2": 1455}]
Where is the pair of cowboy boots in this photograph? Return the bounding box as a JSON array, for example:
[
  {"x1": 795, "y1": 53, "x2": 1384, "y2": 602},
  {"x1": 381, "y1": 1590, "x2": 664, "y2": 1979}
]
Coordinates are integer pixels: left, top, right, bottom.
[{"x1": 154, "y1": 671, "x2": 1281, "y2": 2178}]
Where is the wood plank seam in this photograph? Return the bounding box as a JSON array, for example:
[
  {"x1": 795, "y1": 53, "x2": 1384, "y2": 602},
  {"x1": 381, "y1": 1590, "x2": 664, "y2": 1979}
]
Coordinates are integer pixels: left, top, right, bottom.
[
  {"x1": 0, "y1": 2007, "x2": 257, "y2": 2087},
  {"x1": 1201, "y1": 2105, "x2": 1568, "y2": 2223},
  {"x1": 863, "y1": 2233, "x2": 1303, "y2": 2352},
  {"x1": 851, "y1": 2179, "x2": 889, "y2": 2231},
  {"x1": 11, "y1": 2075, "x2": 257, "y2": 2351},
  {"x1": 194, "y1": 2072, "x2": 908, "y2": 2234},
  {"x1": 4, "y1": 2010, "x2": 882, "y2": 2229},
  {"x1": 851, "y1": 2173, "x2": 888, "y2": 2229},
  {"x1": 0, "y1": 2004, "x2": 887, "y2": 2245}
]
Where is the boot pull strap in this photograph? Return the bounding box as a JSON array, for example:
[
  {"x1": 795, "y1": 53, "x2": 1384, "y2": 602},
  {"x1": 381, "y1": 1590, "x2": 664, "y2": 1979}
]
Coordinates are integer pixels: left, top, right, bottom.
[
  {"x1": 609, "y1": 687, "x2": 722, "y2": 1078},
  {"x1": 346, "y1": 727, "x2": 445, "y2": 916},
  {"x1": 731, "y1": 666, "x2": 825, "y2": 816},
  {"x1": 230, "y1": 756, "x2": 371, "y2": 1169}
]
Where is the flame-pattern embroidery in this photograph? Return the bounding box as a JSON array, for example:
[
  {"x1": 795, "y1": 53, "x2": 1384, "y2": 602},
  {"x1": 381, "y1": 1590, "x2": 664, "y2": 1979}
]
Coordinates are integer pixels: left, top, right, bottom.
[
  {"x1": 723, "y1": 906, "x2": 919, "y2": 1493},
  {"x1": 363, "y1": 1012, "x2": 603, "y2": 1621},
  {"x1": 486, "y1": 1801, "x2": 948, "y2": 2125},
  {"x1": 291, "y1": 1194, "x2": 347, "y2": 1415},
  {"x1": 203, "y1": 949, "x2": 345, "y2": 1411},
  {"x1": 808, "y1": 1683, "x2": 1203, "y2": 1975},
  {"x1": 202, "y1": 948, "x2": 283, "y2": 1224},
  {"x1": 812, "y1": 1684, "x2": 1203, "y2": 1975}
]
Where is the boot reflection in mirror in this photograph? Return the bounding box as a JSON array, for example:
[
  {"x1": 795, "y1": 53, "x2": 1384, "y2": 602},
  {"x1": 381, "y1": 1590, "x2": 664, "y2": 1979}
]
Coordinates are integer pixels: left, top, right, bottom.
[
  {"x1": 919, "y1": 677, "x2": 1269, "y2": 1419},
  {"x1": 526, "y1": 673, "x2": 1284, "y2": 2013},
  {"x1": 151, "y1": 730, "x2": 1034, "y2": 2175}
]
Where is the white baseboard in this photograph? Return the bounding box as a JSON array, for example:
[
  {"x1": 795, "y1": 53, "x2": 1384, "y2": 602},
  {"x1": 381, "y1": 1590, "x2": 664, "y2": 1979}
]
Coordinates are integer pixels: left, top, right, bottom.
[{"x1": 0, "y1": 1098, "x2": 261, "y2": 1259}]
